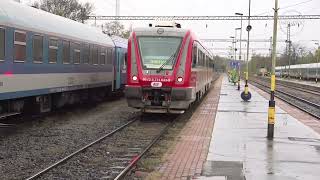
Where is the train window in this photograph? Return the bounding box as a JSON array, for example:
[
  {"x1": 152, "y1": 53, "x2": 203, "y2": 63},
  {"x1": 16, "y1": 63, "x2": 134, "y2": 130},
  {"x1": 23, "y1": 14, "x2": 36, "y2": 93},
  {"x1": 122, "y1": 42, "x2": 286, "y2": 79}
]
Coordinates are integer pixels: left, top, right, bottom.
[
  {"x1": 199, "y1": 51, "x2": 202, "y2": 66},
  {"x1": 0, "y1": 28, "x2": 4, "y2": 61},
  {"x1": 91, "y1": 45, "x2": 98, "y2": 65},
  {"x1": 192, "y1": 44, "x2": 197, "y2": 67},
  {"x1": 83, "y1": 43, "x2": 89, "y2": 64},
  {"x1": 14, "y1": 31, "x2": 26, "y2": 62},
  {"x1": 202, "y1": 53, "x2": 205, "y2": 66},
  {"x1": 49, "y1": 38, "x2": 58, "y2": 63},
  {"x1": 106, "y1": 48, "x2": 112, "y2": 64},
  {"x1": 62, "y1": 41, "x2": 70, "y2": 64},
  {"x1": 73, "y1": 43, "x2": 81, "y2": 64},
  {"x1": 100, "y1": 47, "x2": 106, "y2": 65},
  {"x1": 205, "y1": 55, "x2": 208, "y2": 68},
  {"x1": 89, "y1": 45, "x2": 93, "y2": 64},
  {"x1": 33, "y1": 35, "x2": 43, "y2": 63}
]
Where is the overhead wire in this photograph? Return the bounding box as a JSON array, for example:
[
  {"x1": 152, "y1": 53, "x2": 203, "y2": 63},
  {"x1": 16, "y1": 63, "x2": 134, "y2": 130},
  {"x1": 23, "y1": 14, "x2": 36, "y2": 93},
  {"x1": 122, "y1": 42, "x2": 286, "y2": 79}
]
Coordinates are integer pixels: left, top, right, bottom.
[{"x1": 255, "y1": 0, "x2": 314, "y2": 16}]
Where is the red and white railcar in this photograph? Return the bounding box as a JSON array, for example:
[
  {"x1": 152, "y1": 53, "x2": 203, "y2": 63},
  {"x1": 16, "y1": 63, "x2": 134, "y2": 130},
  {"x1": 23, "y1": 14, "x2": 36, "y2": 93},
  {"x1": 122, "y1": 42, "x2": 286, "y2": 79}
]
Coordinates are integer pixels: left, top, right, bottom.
[{"x1": 125, "y1": 24, "x2": 215, "y2": 113}]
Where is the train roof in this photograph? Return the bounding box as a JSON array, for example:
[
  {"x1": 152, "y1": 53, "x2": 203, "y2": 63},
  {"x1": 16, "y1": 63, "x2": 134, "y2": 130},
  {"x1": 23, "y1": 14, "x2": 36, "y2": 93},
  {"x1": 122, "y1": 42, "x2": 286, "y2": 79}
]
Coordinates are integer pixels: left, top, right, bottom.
[
  {"x1": 0, "y1": 1, "x2": 114, "y2": 47},
  {"x1": 276, "y1": 63, "x2": 320, "y2": 70},
  {"x1": 133, "y1": 27, "x2": 189, "y2": 37},
  {"x1": 111, "y1": 36, "x2": 128, "y2": 49}
]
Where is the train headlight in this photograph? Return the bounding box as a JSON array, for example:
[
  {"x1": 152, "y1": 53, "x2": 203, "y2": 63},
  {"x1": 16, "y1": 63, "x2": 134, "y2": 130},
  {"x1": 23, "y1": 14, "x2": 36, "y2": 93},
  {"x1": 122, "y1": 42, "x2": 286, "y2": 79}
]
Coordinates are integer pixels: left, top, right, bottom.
[
  {"x1": 177, "y1": 77, "x2": 183, "y2": 82},
  {"x1": 132, "y1": 75, "x2": 138, "y2": 81}
]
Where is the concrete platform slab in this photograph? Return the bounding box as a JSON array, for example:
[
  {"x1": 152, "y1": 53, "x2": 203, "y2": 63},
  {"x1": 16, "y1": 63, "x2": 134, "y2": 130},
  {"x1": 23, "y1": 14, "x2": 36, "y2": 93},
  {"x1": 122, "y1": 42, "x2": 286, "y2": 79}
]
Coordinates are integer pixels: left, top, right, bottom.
[{"x1": 202, "y1": 76, "x2": 320, "y2": 180}]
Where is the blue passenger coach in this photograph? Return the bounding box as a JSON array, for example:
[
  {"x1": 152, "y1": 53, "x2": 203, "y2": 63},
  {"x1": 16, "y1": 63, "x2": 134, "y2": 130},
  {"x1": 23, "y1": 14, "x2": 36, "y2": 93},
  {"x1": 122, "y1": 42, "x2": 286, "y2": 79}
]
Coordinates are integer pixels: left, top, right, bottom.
[{"x1": 0, "y1": 1, "x2": 116, "y2": 116}]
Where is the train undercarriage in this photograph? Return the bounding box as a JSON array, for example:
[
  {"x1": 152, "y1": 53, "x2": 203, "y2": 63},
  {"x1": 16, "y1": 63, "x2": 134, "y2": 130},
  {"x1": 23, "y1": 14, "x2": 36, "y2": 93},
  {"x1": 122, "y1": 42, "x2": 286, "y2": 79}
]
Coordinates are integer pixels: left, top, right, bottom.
[{"x1": 0, "y1": 86, "x2": 112, "y2": 119}]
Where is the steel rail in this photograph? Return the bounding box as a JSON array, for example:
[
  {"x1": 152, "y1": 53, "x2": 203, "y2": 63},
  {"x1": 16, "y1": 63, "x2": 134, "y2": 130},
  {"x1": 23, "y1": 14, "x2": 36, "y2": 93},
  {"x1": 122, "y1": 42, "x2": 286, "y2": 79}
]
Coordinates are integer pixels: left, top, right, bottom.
[
  {"x1": 25, "y1": 118, "x2": 138, "y2": 180},
  {"x1": 0, "y1": 123, "x2": 14, "y2": 128},
  {"x1": 114, "y1": 122, "x2": 172, "y2": 180},
  {"x1": 255, "y1": 77, "x2": 320, "y2": 96},
  {"x1": 250, "y1": 80, "x2": 320, "y2": 119},
  {"x1": 87, "y1": 15, "x2": 320, "y2": 21}
]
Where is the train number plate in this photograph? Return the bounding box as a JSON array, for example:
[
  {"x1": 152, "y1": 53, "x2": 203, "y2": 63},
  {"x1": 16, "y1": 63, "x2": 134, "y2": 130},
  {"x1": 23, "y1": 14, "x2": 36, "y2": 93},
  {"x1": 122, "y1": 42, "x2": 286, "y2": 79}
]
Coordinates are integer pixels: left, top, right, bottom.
[{"x1": 151, "y1": 82, "x2": 162, "y2": 87}]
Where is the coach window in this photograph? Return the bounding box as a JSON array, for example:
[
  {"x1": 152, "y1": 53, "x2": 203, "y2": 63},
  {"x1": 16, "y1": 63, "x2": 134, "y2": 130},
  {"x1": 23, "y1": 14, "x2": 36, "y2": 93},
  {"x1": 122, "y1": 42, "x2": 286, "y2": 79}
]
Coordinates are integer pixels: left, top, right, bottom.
[
  {"x1": 0, "y1": 28, "x2": 4, "y2": 61},
  {"x1": 33, "y1": 35, "x2": 43, "y2": 63},
  {"x1": 63, "y1": 40, "x2": 70, "y2": 64},
  {"x1": 100, "y1": 47, "x2": 106, "y2": 65},
  {"x1": 73, "y1": 43, "x2": 81, "y2": 64},
  {"x1": 89, "y1": 45, "x2": 93, "y2": 64},
  {"x1": 49, "y1": 38, "x2": 58, "y2": 63},
  {"x1": 83, "y1": 43, "x2": 89, "y2": 64},
  {"x1": 107, "y1": 48, "x2": 112, "y2": 64},
  {"x1": 92, "y1": 45, "x2": 98, "y2": 65},
  {"x1": 14, "y1": 31, "x2": 26, "y2": 62}
]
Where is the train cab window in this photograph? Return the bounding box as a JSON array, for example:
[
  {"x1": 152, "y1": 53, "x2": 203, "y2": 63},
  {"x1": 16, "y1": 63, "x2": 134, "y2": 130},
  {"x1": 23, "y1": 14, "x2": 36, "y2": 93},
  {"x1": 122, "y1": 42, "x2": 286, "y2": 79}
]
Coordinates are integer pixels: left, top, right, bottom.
[
  {"x1": 62, "y1": 40, "x2": 70, "y2": 64},
  {"x1": 106, "y1": 48, "x2": 113, "y2": 64},
  {"x1": 100, "y1": 47, "x2": 106, "y2": 65},
  {"x1": 14, "y1": 31, "x2": 26, "y2": 62},
  {"x1": 73, "y1": 43, "x2": 81, "y2": 64},
  {"x1": 83, "y1": 43, "x2": 89, "y2": 64},
  {"x1": 33, "y1": 35, "x2": 43, "y2": 63},
  {"x1": 49, "y1": 38, "x2": 58, "y2": 63},
  {"x1": 0, "y1": 28, "x2": 4, "y2": 61},
  {"x1": 91, "y1": 45, "x2": 98, "y2": 65}
]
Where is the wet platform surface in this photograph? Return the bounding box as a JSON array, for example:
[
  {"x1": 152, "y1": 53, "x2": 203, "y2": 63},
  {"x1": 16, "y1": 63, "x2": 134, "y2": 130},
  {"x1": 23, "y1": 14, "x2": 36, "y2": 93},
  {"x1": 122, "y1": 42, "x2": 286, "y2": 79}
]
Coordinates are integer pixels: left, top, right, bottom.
[{"x1": 201, "y1": 76, "x2": 320, "y2": 180}]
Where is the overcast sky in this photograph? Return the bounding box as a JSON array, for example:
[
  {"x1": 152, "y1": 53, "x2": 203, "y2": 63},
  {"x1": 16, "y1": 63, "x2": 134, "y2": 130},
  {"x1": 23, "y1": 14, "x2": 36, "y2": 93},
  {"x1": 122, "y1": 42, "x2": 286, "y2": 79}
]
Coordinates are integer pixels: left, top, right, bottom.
[{"x1": 21, "y1": 0, "x2": 320, "y2": 58}]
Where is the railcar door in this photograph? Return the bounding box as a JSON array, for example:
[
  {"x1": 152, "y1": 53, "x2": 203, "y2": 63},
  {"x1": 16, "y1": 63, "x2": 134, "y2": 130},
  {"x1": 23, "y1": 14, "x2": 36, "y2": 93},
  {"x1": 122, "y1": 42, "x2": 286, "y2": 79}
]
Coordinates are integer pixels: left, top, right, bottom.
[{"x1": 115, "y1": 48, "x2": 127, "y2": 90}]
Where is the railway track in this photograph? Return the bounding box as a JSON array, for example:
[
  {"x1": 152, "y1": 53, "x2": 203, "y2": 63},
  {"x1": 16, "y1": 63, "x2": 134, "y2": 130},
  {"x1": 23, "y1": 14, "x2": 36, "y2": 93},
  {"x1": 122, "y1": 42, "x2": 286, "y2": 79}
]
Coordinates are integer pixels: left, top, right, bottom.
[
  {"x1": 256, "y1": 77, "x2": 320, "y2": 96},
  {"x1": 25, "y1": 115, "x2": 174, "y2": 180},
  {"x1": 24, "y1": 75, "x2": 221, "y2": 180},
  {"x1": 250, "y1": 77, "x2": 320, "y2": 119}
]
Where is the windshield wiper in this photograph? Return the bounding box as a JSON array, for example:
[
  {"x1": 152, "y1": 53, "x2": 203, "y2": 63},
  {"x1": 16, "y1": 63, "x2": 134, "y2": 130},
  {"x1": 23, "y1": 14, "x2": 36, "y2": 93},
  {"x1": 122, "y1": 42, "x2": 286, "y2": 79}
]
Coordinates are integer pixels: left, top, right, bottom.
[{"x1": 156, "y1": 48, "x2": 179, "y2": 73}]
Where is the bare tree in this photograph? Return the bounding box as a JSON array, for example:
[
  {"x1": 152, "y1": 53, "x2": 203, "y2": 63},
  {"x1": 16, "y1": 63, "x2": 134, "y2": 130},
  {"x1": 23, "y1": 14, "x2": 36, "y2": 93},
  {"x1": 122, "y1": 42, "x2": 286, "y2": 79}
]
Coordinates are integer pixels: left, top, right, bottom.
[
  {"x1": 103, "y1": 21, "x2": 130, "y2": 38},
  {"x1": 31, "y1": 0, "x2": 94, "y2": 22}
]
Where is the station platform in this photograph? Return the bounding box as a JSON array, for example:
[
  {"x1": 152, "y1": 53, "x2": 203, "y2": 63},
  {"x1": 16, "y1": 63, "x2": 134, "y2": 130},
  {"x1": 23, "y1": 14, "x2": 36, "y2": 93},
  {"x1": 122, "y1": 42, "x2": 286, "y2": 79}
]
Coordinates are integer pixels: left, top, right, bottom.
[{"x1": 201, "y1": 76, "x2": 320, "y2": 180}]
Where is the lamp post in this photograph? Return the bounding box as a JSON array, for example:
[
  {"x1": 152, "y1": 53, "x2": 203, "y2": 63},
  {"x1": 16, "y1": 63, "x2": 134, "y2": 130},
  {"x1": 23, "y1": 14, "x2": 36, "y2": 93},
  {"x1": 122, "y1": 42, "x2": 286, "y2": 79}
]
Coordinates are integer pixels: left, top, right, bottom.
[
  {"x1": 315, "y1": 42, "x2": 319, "y2": 83},
  {"x1": 236, "y1": 13, "x2": 243, "y2": 91},
  {"x1": 241, "y1": 0, "x2": 252, "y2": 101},
  {"x1": 230, "y1": 36, "x2": 237, "y2": 85},
  {"x1": 235, "y1": 27, "x2": 242, "y2": 90},
  {"x1": 267, "y1": 0, "x2": 279, "y2": 140},
  {"x1": 299, "y1": 47, "x2": 303, "y2": 80},
  {"x1": 230, "y1": 36, "x2": 235, "y2": 62},
  {"x1": 234, "y1": 29, "x2": 239, "y2": 90}
]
